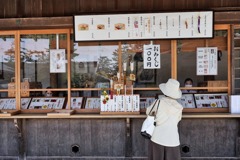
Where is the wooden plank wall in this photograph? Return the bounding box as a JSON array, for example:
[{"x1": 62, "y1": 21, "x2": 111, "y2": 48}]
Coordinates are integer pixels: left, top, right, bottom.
[
  {"x1": 0, "y1": 118, "x2": 239, "y2": 159},
  {"x1": 179, "y1": 119, "x2": 239, "y2": 158},
  {"x1": 0, "y1": 119, "x2": 19, "y2": 157},
  {"x1": 0, "y1": 0, "x2": 240, "y2": 18},
  {"x1": 25, "y1": 119, "x2": 125, "y2": 157}
]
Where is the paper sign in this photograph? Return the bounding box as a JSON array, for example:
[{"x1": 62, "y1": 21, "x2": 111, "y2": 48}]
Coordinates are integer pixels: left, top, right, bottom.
[
  {"x1": 197, "y1": 47, "x2": 218, "y2": 75},
  {"x1": 143, "y1": 44, "x2": 160, "y2": 69}
]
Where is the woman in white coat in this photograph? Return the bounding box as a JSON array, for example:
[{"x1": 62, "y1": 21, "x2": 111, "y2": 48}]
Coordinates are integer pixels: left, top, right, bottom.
[{"x1": 147, "y1": 78, "x2": 183, "y2": 160}]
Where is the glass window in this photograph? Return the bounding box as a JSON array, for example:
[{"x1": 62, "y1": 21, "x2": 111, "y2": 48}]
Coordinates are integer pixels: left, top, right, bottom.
[
  {"x1": 177, "y1": 30, "x2": 228, "y2": 92},
  {"x1": 0, "y1": 35, "x2": 15, "y2": 98},
  {"x1": 124, "y1": 40, "x2": 171, "y2": 89},
  {"x1": 20, "y1": 33, "x2": 68, "y2": 98},
  {"x1": 71, "y1": 39, "x2": 119, "y2": 97}
]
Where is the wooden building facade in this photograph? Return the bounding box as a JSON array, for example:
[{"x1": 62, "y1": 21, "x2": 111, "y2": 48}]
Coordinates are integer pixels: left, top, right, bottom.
[{"x1": 1, "y1": 0, "x2": 240, "y2": 160}]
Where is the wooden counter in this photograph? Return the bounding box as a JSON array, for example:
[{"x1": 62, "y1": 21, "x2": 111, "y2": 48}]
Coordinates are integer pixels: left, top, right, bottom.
[{"x1": 1, "y1": 113, "x2": 240, "y2": 119}]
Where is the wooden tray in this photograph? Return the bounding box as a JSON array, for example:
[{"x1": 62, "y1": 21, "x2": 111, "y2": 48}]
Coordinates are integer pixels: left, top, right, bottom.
[
  {"x1": 47, "y1": 109, "x2": 75, "y2": 117},
  {"x1": 0, "y1": 110, "x2": 20, "y2": 117}
]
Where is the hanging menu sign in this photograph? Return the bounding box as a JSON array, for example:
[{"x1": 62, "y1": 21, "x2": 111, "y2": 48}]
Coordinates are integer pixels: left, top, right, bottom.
[
  {"x1": 73, "y1": 11, "x2": 213, "y2": 41},
  {"x1": 143, "y1": 44, "x2": 160, "y2": 69},
  {"x1": 196, "y1": 47, "x2": 218, "y2": 75}
]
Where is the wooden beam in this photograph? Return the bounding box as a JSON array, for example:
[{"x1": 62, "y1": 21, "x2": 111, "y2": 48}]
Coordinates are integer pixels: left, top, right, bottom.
[
  {"x1": 214, "y1": 11, "x2": 240, "y2": 24},
  {"x1": 0, "y1": 11, "x2": 239, "y2": 30},
  {"x1": 0, "y1": 17, "x2": 73, "y2": 30}
]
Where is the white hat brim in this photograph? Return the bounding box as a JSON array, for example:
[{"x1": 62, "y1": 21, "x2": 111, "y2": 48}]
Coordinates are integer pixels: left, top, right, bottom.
[{"x1": 159, "y1": 83, "x2": 182, "y2": 99}]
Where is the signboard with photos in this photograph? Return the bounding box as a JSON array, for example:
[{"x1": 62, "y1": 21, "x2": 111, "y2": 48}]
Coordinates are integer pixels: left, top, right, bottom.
[
  {"x1": 29, "y1": 97, "x2": 65, "y2": 109},
  {"x1": 197, "y1": 47, "x2": 218, "y2": 75},
  {"x1": 74, "y1": 11, "x2": 213, "y2": 41},
  {"x1": 85, "y1": 97, "x2": 101, "y2": 109},
  {"x1": 0, "y1": 98, "x2": 32, "y2": 110},
  {"x1": 159, "y1": 93, "x2": 228, "y2": 108},
  {"x1": 194, "y1": 93, "x2": 228, "y2": 108}
]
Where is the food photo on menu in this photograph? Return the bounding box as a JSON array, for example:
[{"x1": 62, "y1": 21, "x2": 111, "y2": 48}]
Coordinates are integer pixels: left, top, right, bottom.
[{"x1": 194, "y1": 93, "x2": 228, "y2": 108}]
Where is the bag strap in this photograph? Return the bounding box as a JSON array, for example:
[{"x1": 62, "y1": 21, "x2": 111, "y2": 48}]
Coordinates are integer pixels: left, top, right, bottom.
[
  {"x1": 149, "y1": 99, "x2": 160, "y2": 115},
  {"x1": 155, "y1": 99, "x2": 160, "y2": 114}
]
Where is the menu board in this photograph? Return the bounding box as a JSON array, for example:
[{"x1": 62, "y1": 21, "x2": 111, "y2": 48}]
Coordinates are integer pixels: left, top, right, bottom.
[
  {"x1": 197, "y1": 47, "x2": 218, "y2": 75},
  {"x1": 0, "y1": 98, "x2": 16, "y2": 109},
  {"x1": 194, "y1": 93, "x2": 228, "y2": 108},
  {"x1": 21, "y1": 98, "x2": 32, "y2": 109},
  {"x1": 74, "y1": 11, "x2": 213, "y2": 41},
  {"x1": 84, "y1": 97, "x2": 101, "y2": 109},
  {"x1": 0, "y1": 98, "x2": 31, "y2": 110},
  {"x1": 29, "y1": 97, "x2": 65, "y2": 109}
]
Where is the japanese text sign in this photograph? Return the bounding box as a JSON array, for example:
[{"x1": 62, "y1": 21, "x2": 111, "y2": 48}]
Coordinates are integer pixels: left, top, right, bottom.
[
  {"x1": 196, "y1": 47, "x2": 218, "y2": 75},
  {"x1": 143, "y1": 45, "x2": 160, "y2": 69}
]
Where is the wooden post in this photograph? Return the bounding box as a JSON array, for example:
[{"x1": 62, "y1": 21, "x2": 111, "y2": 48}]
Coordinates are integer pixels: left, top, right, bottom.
[{"x1": 171, "y1": 40, "x2": 177, "y2": 79}]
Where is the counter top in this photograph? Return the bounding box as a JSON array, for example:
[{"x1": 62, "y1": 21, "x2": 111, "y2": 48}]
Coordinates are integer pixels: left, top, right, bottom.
[{"x1": 1, "y1": 113, "x2": 240, "y2": 119}]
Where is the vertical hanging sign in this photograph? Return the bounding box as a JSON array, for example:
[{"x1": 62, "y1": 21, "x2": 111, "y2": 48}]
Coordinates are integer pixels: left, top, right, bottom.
[
  {"x1": 143, "y1": 44, "x2": 160, "y2": 69},
  {"x1": 196, "y1": 47, "x2": 218, "y2": 75}
]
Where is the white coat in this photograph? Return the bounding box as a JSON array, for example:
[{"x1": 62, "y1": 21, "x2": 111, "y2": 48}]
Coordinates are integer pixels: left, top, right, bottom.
[{"x1": 149, "y1": 97, "x2": 183, "y2": 147}]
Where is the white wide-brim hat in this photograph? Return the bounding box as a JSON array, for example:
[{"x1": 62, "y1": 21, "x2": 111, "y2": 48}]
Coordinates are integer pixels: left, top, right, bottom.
[{"x1": 159, "y1": 78, "x2": 182, "y2": 99}]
